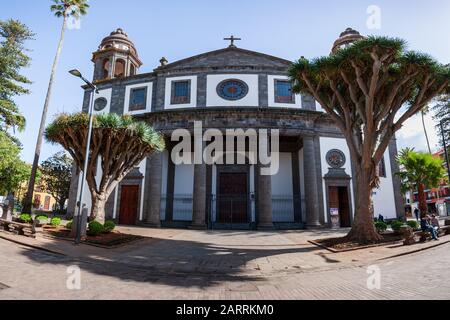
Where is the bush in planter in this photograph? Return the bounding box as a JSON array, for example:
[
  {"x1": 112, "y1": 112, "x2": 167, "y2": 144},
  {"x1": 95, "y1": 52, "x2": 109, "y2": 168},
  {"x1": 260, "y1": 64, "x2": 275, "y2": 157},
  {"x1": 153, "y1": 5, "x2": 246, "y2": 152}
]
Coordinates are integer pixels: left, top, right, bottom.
[
  {"x1": 50, "y1": 217, "x2": 62, "y2": 227},
  {"x1": 19, "y1": 213, "x2": 32, "y2": 223},
  {"x1": 391, "y1": 221, "x2": 405, "y2": 233},
  {"x1": 407, "y1": 220, "x2": 420, "y2": 230},
  {"x1": 88, "y1": 221, "x2": 104, "y2": 236},
  {"x1": 375, "y1": 221, "x2": 388, "y2": 234},
  {"x1": 103, "y1": 220, "x2": 116, "y2": 233},
  {"x1": 66, "y1": 220, "x2": 73, "y2": 229},
  {"x1": 35, "y1": 215, "x2": 49, "y2": 224}
]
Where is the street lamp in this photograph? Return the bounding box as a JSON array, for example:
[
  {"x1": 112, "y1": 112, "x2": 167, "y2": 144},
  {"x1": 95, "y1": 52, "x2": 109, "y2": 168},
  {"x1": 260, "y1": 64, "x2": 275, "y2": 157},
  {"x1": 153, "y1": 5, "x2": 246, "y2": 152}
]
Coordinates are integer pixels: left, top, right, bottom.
[{"x1": 69, "y1": 69, "x2": 98, "y2": 244}]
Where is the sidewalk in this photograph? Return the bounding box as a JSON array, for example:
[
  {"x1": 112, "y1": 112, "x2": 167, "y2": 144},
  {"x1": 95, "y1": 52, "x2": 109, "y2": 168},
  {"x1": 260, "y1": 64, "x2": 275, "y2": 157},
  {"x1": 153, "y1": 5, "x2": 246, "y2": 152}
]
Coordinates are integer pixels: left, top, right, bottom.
[{"x1": 1, "y1": 227, "x2": 449, "y2": 278}]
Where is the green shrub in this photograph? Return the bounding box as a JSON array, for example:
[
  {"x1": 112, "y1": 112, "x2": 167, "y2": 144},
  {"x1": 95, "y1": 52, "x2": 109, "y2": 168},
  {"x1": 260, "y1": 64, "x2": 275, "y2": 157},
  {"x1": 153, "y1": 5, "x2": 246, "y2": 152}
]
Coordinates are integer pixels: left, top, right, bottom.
[
  {"x1": 375, "y1": 221, "x2": 388, "y2": 233},
  {"x1": 50, "y1": 217, "x2": 62, "y2": 227},
  {"x1": 88, "y1": 221, "x2": 104, "y2": 236},
  {"x1": 391, "y1": 221, "x2": 405, "y2": 232},
  {"x1": 19, "y1": 213, "x2": 32, "y2": 223},
  {"x1": 407, "y1": 220, "x2": 420, "y2": 230},
  {"x1": 103, "y1": 221, "x2": 116, "y2": 233},
  {"x1": 35, "y1": 215, "x2": 49, "y2": 223},
  {"x1": 66, "y1": 220, "x2": 73, "y2": 229}
]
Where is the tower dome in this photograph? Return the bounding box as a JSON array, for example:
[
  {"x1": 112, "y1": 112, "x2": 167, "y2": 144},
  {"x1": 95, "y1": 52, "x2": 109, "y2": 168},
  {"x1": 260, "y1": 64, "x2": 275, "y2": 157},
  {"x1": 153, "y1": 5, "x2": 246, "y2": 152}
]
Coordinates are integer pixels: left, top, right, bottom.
[
  {"x1": 331, "y1": 28, "x2": 365, "y2": 54},
  {"x1": 92, "y1": 28, "x2": 143, "y2": 82}
]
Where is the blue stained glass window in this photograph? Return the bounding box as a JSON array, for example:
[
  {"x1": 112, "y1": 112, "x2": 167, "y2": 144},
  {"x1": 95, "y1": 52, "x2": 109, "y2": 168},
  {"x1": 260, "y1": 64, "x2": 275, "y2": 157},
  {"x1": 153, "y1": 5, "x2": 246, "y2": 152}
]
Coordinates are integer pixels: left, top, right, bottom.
[
  {"x1": 275, "y1": 80, "x2": 294, "y2": 103},
  {"x1": 129, "y1": 87, "x2": 147, "y2": 111},
  {"x1": 172, "y1": 81, "x2": 191, "y2": 104}
]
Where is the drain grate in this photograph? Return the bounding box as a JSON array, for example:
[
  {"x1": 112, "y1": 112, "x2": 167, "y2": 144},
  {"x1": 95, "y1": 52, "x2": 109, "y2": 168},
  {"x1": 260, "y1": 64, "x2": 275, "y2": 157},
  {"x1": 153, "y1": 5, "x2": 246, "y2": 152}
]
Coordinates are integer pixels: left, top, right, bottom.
[{"x1": 0, "y1": 282, "x2": 10, "y2": 290}]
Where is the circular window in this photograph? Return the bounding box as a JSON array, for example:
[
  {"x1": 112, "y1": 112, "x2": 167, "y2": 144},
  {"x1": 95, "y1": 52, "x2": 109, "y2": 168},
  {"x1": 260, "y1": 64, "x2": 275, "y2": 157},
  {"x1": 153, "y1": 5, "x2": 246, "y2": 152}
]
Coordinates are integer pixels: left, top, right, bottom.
[
  {"x1": 94, "y1": 97, "x2": 107, "y2": 111},
  {"x1": 217, "y1": 79, "x2": 249, "y2": 101},
  {"x1": 326, "y1": 149, "x2": 346, "y2": 169}
]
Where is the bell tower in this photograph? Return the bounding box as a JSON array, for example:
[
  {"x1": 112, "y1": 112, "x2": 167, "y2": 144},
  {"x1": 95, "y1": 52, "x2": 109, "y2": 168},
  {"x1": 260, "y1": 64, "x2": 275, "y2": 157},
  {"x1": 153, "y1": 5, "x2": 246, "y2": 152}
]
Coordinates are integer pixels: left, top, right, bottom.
[
  {"x1": 331, "y1": 28, "x2": 365, "y2": 55},
  {"x1": 92, "y1": 28, "x2": 142, "y2": 82}
]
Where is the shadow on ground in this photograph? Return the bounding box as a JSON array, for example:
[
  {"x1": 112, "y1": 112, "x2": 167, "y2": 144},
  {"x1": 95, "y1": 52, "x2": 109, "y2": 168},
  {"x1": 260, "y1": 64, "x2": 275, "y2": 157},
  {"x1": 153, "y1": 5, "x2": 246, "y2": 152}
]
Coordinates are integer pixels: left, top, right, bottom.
[{"x1": 15, "y1": 233, "x2": 328, "y2": 289}]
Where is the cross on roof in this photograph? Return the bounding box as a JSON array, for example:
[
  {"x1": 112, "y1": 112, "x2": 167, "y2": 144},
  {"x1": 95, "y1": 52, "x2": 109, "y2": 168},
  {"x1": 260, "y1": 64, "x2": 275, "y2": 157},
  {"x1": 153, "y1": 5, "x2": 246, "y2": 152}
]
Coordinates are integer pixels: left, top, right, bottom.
[{"x1": 224, "y1": 35, "x2": 241, "y2": 48}]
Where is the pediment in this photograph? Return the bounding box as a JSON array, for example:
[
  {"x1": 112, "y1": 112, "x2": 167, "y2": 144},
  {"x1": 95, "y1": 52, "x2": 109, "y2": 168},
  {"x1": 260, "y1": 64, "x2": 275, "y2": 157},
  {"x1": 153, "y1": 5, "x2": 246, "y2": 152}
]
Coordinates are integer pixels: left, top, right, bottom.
[{"x1": 157, "y1": 47, "x2": 292, "y2": 71}]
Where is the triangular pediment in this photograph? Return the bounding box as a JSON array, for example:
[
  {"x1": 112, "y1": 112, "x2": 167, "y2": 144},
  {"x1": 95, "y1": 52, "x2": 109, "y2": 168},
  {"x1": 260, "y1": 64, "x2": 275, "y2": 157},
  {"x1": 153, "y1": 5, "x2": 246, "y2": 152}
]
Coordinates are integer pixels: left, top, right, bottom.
[{"x1": 157, "y1": 47, "x2": 292, "y2": 71}]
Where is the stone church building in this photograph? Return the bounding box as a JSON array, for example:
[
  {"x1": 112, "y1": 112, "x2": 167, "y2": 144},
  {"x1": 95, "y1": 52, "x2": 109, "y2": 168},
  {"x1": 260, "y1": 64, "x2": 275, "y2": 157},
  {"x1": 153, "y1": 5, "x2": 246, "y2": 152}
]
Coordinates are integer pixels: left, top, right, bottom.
[{"x1": 67, "y1": 28, "x2": 404, "y2": 230}]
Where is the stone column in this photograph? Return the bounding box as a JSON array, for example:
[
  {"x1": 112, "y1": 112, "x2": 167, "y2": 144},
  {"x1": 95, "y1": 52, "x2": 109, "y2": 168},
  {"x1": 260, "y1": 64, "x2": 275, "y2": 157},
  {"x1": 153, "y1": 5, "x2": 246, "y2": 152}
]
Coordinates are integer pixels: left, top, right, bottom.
[
  {"x1": 145, "y1": 153, "x2": 163, "y2": 227},
  {"x1": 191, "y1": 163, "x2": 207, "y2": 229},
  {"x1": 303, "y1": 136, "x2": 321, "y2": 227},
  {"x1": 257, "y1": 164, "x2": 274, "y2": 230}
]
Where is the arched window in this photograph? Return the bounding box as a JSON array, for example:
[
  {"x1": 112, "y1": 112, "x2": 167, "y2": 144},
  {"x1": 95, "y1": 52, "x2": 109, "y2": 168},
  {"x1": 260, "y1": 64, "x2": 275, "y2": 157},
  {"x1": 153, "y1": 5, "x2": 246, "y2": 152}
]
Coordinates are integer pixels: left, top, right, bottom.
[
  {"x1": 130, "y1": 64, "x2": 136, "y2": 76},
  {"x1": 378, "y1": 158, "x2": 387, "y2": 178},
  {"x1": 114, "y1": 59, "x2": 126, "y2": 78},
  {"x1": 102, "y1": 59, "x2": 110, "y2": 79}
]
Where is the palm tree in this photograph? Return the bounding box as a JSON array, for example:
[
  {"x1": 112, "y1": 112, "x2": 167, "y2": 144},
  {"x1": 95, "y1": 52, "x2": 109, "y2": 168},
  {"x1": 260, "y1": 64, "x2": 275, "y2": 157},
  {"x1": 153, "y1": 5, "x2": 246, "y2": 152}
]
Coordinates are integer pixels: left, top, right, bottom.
[
  {"x1": 397, "y1": 148, "x2": 447, "y2": 218},
  {"x1": 23, "y1": 0, "x2": 89, "y2": 213}
]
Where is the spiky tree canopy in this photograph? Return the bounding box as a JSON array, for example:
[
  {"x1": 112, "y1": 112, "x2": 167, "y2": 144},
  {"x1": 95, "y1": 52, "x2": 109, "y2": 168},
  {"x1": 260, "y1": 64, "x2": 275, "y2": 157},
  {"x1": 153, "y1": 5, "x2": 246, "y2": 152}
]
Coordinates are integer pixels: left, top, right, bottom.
[
  {"x1": 289, "y1": 36, "x2": 449, "y2": 243},
  {"x1": 289, "y1": 37, "x2": 449, "y2": 177},
  {"x1": 45, "y1": 113, "x2": 165, "y2": 221},
  {"x1": 50, "y1": 0, "x2": 89, "y2": 18}
]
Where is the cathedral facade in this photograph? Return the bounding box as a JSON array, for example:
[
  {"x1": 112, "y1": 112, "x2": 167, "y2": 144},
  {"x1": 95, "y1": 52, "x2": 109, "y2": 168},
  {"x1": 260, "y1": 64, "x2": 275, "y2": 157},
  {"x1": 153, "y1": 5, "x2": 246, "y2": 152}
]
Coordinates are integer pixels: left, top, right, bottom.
[{"x1": 67, "y1": 28, "x2": 404, "y2": 230}]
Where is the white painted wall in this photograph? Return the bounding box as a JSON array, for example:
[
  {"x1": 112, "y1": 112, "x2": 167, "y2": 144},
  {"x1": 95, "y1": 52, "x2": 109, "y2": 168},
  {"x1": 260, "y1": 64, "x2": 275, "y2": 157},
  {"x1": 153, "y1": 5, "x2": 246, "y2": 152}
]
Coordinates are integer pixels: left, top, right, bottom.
[
  {"x1": 271, "y1": 153, "x2": 293, "y2": 196},
  {"x1": 124, "y1": 81, "x2": 153, "y2": 115},
  {"x1": 77, "y1": 158, "x2": 146, "y2": 221},
  {"x1": 173, "y1": 162, "x2": 194, "y2": 221},
  {"x1": 272, "y1": 152, "x2": 294, "y2": 222},
  {"x1": 372, "y1": 153, "x2": 397, "y2": 220},
  {"x1": 174, "y1": 163, "x2": 194, "y2": 195},
  {"x1": 267, "y1": 75, "x2": 302, "y2": 108},
  {"x1": 206, "y1": 74, "x2": 259, "y2": 107},
  {"x1": 92, "y1": 88, "x2": 112, "y2": 115},
  {"x1": 319, "y1": 137, "x2": 355, "y2": 224},
  {"x1": 165, "y1": 76, "x2": 197, "y2": 109},
  {"x1": 319, "y1": 137, "x2": 398, "y2": 222}
]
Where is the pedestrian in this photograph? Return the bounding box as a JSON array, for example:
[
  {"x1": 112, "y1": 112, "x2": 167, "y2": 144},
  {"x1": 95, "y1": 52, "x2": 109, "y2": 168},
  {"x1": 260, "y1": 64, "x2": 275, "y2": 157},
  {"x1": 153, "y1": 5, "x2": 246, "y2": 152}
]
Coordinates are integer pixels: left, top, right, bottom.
[
  {"x1": 431, "y1": 214, "x2": 440, "y2": 232},
  {"x1": 421, "y1": 215, "x2": 439, "y2": 241},
  {"x1": 414, "y1": 208, "x2": 420, "y2": 222}
]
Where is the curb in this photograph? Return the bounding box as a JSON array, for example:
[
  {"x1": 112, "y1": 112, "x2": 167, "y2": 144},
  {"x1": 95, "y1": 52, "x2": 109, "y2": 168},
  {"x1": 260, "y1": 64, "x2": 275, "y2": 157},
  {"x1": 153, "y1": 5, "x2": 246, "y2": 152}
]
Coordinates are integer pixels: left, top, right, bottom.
[
  {"x1": 0, "y1": 233, "x2": 66, "y2": 256},
  {"x1": 378, "y1": 239, "x2": 450, "y2": 261}
]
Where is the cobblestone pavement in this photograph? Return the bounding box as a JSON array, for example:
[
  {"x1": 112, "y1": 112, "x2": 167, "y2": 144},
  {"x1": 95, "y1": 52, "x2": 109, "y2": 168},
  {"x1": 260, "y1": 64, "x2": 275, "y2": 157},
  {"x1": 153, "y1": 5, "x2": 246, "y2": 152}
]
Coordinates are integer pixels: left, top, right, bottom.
[{"x1": 1, "y1": 229, "x2": 450, "y2": 300}]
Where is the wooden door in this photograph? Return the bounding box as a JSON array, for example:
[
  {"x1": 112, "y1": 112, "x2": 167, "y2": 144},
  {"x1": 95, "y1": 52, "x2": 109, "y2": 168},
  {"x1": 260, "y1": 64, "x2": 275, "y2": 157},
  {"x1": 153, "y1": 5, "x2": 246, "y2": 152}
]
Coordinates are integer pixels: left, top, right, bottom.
[
  {"x1": 44, "y1": 196, "x2": 51, "y2": 211},
  {"x1": 218, "y1": 173, "x2": 248, "y2": 223},
  {"x1": 338, "y1": 187, "x2": 351, "y2": 227},
  {"x1": 119, "y1": 185, "x2": 139, "y2": 225}
]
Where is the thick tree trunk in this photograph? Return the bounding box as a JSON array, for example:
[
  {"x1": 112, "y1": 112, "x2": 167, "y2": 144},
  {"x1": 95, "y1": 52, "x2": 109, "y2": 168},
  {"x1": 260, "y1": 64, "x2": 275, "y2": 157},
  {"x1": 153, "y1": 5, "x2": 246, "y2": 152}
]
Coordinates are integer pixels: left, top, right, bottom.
[
  {"x1": 91, "y1": 194, "x2": 107, "y2": 224},
  {"x1": 417, "y1": 183, "x2": 428, "y2": 218},
  {"x1": 345, "y1": 166, "x2": 382, "y2": 244}
]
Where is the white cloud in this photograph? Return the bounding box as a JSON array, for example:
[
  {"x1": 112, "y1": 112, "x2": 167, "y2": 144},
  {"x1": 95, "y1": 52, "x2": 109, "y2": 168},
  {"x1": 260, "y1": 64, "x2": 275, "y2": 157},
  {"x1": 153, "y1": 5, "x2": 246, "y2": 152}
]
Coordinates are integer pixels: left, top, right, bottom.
[{"x1": 396, "y1": 112, "x2": 440, "y2": 153}]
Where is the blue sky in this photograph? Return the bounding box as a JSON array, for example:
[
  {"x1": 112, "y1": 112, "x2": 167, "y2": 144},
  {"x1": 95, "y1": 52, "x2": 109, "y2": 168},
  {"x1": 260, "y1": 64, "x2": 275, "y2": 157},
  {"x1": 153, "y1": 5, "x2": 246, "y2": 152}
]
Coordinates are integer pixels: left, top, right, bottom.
[{"x1": 1, "y1": 0, "x2": 450, "y2": 163}]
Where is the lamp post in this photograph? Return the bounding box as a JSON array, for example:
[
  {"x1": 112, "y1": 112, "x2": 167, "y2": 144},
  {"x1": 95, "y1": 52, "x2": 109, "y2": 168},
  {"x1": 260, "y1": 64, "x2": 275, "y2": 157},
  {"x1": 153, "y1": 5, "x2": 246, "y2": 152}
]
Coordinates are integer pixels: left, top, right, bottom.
[{"x1": 69, "y1": 69, "x2": 98, "y2": 244}]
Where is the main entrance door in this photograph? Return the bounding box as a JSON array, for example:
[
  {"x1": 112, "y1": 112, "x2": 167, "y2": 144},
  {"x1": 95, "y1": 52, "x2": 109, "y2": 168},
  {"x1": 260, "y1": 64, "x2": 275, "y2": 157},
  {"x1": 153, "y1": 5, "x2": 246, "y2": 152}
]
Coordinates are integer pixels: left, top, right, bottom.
[
  {"x1": 217, "y1": 172, "x2": 249, "y2": 225},
  {"x1": 328, "y1": 186, "x2": 351, "y2": 228},
  {"x1": 119, "y1": 185, "x2": 139, "y2": 225}
]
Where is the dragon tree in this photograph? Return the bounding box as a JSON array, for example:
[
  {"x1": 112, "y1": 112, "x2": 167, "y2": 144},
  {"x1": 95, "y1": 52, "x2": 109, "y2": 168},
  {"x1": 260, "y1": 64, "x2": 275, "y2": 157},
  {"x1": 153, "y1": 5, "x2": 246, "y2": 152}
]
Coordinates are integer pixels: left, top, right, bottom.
[
  {"x1": 45, "y1": 113, "x2": 165, "y2": 224},
  {"x1": 289, "y1": 35, "x2": 450, "y2": 243}
]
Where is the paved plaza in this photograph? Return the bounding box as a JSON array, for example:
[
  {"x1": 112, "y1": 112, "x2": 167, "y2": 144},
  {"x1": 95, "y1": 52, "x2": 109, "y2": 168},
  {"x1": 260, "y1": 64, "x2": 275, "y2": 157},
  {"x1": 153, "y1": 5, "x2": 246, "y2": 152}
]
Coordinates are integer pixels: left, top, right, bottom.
[{"x1": 0, "y1": 227, "x2": 449, "y2": 300}]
